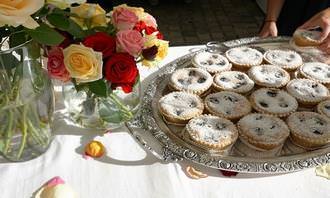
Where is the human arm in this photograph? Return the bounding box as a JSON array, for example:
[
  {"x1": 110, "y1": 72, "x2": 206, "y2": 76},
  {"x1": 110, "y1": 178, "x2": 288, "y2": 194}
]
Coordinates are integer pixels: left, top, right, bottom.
[
  {"x1": 259, "y1": 0, "x2": 286, "y2": 38},
  {"x1": 298, "y1": 8, "x2": 330, "y2": 53}
]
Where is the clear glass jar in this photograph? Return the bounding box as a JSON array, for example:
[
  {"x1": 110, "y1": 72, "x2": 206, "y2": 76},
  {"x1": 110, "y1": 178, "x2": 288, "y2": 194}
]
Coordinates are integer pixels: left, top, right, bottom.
[
  {"x1": 0, "y1": 39, "x2": 54, "y2": 162},
  {"x1": 62, "y1": 81, "x2": 141, "y2": 130}
]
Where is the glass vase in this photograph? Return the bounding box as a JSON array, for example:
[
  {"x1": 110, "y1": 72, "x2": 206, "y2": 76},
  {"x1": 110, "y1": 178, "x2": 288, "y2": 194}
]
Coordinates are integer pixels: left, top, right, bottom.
[
  {"x1": 0, "y1": 39, "x2": 54, "y2": 162},
  {"x1": 62, "y1": 81, "x2": 141, "y2": 130}
]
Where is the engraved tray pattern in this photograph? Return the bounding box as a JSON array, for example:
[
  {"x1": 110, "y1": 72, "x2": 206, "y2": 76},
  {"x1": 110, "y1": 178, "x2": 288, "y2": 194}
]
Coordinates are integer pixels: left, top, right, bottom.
[{"x1": 126, "y1": 37, "x2": 330, "y2": 173}]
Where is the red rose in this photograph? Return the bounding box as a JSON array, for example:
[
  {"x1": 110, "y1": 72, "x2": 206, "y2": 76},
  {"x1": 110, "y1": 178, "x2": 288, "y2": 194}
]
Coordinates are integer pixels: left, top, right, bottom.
[
  {"x1": 144, "y1": 25, "x2": 158, "y2": 35},
  {"x1": 134, "y1": 21, "x2": 163, "y2": 39},
  {"x1": 47, "y1": 47, "x2": 70, "y2": 82},
  {"x1": 133, "y1": 21, "x2": 147, "y2": 33},
  {"x1": 156, "y1": 32, "x2": 164, "y2": 40},
  {"x1": 105, "y1": 53, "x2": 138, "y2": 93},
  {"x1": 83, "y1": 32, "x2": 116, "y2": 58}
]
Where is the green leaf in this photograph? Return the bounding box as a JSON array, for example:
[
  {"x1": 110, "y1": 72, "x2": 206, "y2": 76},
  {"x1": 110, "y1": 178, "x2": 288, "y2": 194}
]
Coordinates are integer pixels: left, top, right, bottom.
[
  {"x1": 133, "y1": 75, "x2": 140, "y2": 87},
  {"x1": 98, "y1": 100, "x2": 123, "y2": 123},
  {"x1": 32, "y1": 6, "x2": 50, "y2": 18},
  {"x1": 25, "y1": 23, "x2": 65, "y2": 46},
  {"x1": 52, "y1": 7, "x2": 71, "y2": 16},
  {"x1": 87, "y1": 79, "x2": 108, "y2": 97},
  {"x1": 84, "y1": 29, "x2": 97, "y2": 37},
  {"x1": 0, "y1": 139, "x2": 4, "y2": 152},
  {"x1": 72, "y1": 79, "x2": 87, "y2": 92},
  {"x1": 93, "y1": 24, "x2": 116, "y2": 36},
  {"x1": 67, "y1": 18, "x2": 85, "y2": 39},
  {"x1": 0, "y1": 53, "x2": 20, "y2": 72},
  {"x1": 47, "y1": 14, "x2": 70, "y2": 30},
  {"x1": 9, "y1": 31, "x2": 29, "y2": 48},
  {"x1": 26, "y1": 41, "x2": 42, "y2": 60}
]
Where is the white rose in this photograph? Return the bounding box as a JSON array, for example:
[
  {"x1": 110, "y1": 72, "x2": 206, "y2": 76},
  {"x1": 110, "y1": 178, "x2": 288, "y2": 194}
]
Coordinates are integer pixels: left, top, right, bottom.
[
  {"x1": 0, "y1": 0, "x2": 44, "y2": 29},
  {"x1": 46, "y1": 0, "x2": 86, "y2": 9}
]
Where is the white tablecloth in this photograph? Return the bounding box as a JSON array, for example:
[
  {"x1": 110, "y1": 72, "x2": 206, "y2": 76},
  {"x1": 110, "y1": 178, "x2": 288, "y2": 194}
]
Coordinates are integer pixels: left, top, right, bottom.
[{"x1": 0, "y1": 45, "x2": 330, "y2": 198}]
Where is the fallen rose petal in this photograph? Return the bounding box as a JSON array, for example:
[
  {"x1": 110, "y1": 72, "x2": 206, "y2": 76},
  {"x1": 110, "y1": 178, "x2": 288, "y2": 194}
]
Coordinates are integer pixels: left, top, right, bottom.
[
  {"x1": 34, "y1": 176, "x2": 78, "y2": 198},
  {"x1": 46, "y1": 176, "x2": 65, "y2": 187},
  {"x1": 186, "y1": 166, "x2": 208, "y2": 179},
  {"x1": 83, "y1": 154, "x2": 92, "y2": 160},
  {"x1": 219, "y1": 169, "x2": 238, "y2": 177},
  {"x1": 315, "y1": 164, "x2": 330, "y2": 179}
]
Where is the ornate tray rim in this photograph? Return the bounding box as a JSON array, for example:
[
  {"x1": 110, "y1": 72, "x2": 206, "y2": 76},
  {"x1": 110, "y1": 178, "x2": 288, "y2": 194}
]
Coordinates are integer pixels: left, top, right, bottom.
[{"x1": 127, "y1": 36, "x2": 330, "y2": 173}]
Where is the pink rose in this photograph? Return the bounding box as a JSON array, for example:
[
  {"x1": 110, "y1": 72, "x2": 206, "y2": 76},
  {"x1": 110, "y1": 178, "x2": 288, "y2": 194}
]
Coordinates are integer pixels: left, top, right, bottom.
[
  {"x1": 116, "y1": 30, "x2": 144, "y2": 57},
  {"x1": 143, "y1": 13, "x2": 157, "y2": 28},
  {"x1": 111, "y1": 7, "x2": 139, "y2": 30},
  {"x1": 47, "y1": 47, "x2": 70, "y2": 82}
]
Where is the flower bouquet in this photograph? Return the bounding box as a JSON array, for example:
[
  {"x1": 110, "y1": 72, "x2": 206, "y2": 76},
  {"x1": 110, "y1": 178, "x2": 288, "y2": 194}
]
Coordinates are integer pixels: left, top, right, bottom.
[
  {"x1": 45, "y1": 3, "x2": 169, "y2": 129},
  {"x1": 0, "y1": 0, "x2": 168, "y2": 161}
]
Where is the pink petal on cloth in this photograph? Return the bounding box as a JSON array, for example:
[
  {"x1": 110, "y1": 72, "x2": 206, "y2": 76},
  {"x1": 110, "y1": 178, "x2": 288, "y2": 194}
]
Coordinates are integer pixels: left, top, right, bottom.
[
  {"x1": 83, "y1": 154, "x2": 92, "y2": 160},
  {"x1": 46, "y1": 176, "x2": 65, "y2": 187}
]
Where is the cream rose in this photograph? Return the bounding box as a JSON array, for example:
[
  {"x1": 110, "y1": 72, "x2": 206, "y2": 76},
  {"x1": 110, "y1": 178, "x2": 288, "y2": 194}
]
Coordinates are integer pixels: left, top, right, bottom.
[
  {"x1": 47, "y1": 0, "x2": 86, "y2": 9},
  {"x1": 63, "y1": 44, "x2": 103, "y2": 83},
  {"x1": 0, "y1": 0, "x2": 44, "y2": 29}
]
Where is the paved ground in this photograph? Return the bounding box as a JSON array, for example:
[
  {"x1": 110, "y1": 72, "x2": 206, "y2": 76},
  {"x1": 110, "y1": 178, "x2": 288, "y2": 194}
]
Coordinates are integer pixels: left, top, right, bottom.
[{"x1": 113, "y1": 0, "x2": 265, "y2": 46}]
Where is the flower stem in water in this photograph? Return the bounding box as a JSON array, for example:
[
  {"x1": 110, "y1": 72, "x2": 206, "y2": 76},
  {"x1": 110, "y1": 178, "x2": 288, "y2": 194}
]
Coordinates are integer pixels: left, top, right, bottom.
[{"x1": 16, "y1": 105, "x2": 28, "y2": 159}]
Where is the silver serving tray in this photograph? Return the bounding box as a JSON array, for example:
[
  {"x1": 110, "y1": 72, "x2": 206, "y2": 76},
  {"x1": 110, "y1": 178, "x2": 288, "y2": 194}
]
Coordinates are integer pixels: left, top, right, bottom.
[{"x1": 126, "y1": 36, "x2": 330, "y2": 173}]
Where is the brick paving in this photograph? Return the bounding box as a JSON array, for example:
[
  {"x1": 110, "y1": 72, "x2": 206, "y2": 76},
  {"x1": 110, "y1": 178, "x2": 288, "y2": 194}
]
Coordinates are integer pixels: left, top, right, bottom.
[{"x1": 113, "y1": 0, "x2": 265, "y2": 46}]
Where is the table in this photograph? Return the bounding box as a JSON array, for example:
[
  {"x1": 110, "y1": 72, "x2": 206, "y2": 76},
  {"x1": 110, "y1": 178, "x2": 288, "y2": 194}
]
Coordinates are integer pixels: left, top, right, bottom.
[{"x1": 0, "y1": 45, "x2": 329, "y2": 198}]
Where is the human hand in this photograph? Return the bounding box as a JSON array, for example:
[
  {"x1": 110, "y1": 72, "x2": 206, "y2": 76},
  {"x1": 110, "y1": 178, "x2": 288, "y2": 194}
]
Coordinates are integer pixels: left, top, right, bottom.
[
  {"x1": 299, "y1": 8, "x2": 330, "y2": 53},
  {"x1": 259, "y1": 21, "x2": 278, "y2": 38}
]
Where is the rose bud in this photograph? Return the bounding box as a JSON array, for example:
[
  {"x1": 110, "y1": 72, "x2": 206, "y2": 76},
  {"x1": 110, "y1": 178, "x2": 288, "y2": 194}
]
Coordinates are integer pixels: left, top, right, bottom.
[
  {"x1": 142, "y1": 45, "x2": 158, "y2": 60},
  {"x1": 84, "y1": 140, "x2": 105, "y2": 158}
]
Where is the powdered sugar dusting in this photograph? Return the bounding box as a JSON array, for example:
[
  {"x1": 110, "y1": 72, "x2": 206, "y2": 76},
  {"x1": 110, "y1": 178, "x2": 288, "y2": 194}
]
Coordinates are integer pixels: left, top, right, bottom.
[
  {"x1": 170, "y1": 68, "x2": 212, "y2": 92},
  {"x1": 205, "y1": 91, "x2": 251, "y2": 118},
  {"x1": 264, "y1": 50, "x2": 303, "y2": 69},
  {"x1": 318, "y1": 100, "x2": 330, "y2": 118},
  {"x1": 226, "y1": 47, "x2": 263, "y2": 65},
  {"x1": 248, "y1": 65, "x2": 290, "y2": 87},
  {"x1": 238, "y1": 114, "x2": 289, "y2": 143},
  {"x1": 188, "y1": 115, "x2": 237, "y2": 144},
  {"x1": 214, "y1": 71, "x2": 254, "y2": 93},
  {"x1": 251, "y1": 88, "x2": 298, "y2": 114},
  {"x1": 159, "y1": 92, "x2": 203, "y2": 119},
  {"x1": 287, "y1": 112, "x2": 330, "y2": 138},
  {"x1": 294, "y1": 29, "x2": 321, "y2": 41},
  {"x1": 301, "y1": 62, "x2": 330, "y2": 83},
  {"x1": 286, "y1": 79, "x2": 329, "y2": 102},
  {"x1": 192, "y1": 51, "x2": 231, "y2": 73}
]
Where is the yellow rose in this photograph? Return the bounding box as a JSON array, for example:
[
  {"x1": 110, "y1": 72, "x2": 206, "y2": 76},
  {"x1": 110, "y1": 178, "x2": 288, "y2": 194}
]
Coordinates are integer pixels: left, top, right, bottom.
[
  {"x1": 63, "y1": 44, "x2": 103, "y2": 83},
  {"x1": 71, "y1": 3, "x2": 108, "y2": 29},
  {"x1": 0, "y1": 0, "x2": 44, "y2": 29},
  {"x1": 156, "y1": 39, "x2": 169, "y2": 60},
  {"x1": 142, "y1": 35, "x2": 169, "y2": 67},
  {"x1": 46, "y1": 0, "x2": 86, "y2": 9}
]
